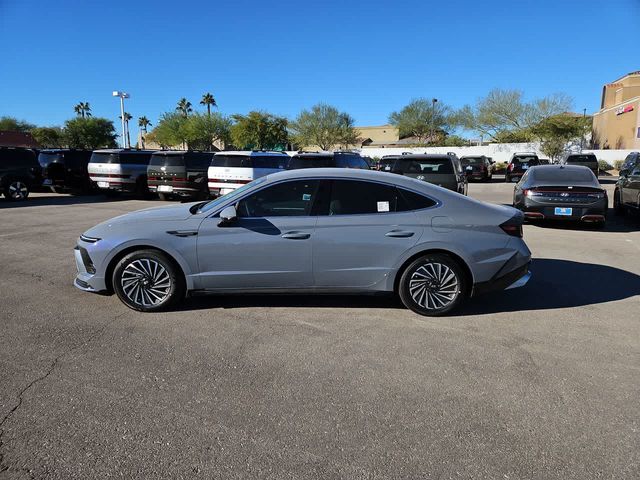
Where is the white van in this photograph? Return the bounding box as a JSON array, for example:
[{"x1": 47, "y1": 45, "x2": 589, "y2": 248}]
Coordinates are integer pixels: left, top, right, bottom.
[
  {"x1": 88, "y1": 149, "x2": 154, "y2": 196},
  {"x1": 207, "y1": 151, "x2": 289, "y2": 196}
]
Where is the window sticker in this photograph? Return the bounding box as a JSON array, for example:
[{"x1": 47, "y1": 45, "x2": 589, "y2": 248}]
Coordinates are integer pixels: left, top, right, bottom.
[
  {"x1": 377, "y1": 201, "x2": 390, "y2": 212},
  {"x1": 302, "y1": 193, "x2": 311, "y2": 201}
]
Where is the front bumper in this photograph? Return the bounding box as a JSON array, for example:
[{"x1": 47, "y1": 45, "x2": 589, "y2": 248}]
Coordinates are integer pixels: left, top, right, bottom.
[{"x1": 73, "y1": 246, "x2": 107, "y2": 293}]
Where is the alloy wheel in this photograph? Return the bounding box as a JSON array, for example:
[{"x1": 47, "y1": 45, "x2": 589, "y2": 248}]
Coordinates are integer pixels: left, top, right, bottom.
[
  {"x1": 120, "y1": 258, "x2": 172, "y2": 307},
  {"x1": 408, "y1": 262, "x2": 460, "y2": 311},
  {"x1": 9, "y1": 181, "x2": 28, "y2": 200}
]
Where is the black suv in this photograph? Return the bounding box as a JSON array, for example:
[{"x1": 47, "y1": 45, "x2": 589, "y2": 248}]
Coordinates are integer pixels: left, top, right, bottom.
[
  {"x1": 379, "y1": 153, "x2": 468, "y2": 195},
  {"x1": 147, "y1": 151, "x2": 214, "y2": 201},
  {"x1": 614, "y1": 152, "x2": 640, "y2": 215},
  {"x1": 460, "y1": 155, "x2": 494, "y2": 182},
  {"x1": 561, "y1": 153, "x2": 599, "y2": 177},
  {"x1": 286, "y1": 152, "x2": 370, "y2": 170},
  {"x1": 505, "y1": 153, "x2": 541, "y2": 182},
  {"x1": 39, "y1": 149, "x2": 94, "y2": 194},
  {"x1": 0, "y1": 147, "x2": 41, "y2": 201}
]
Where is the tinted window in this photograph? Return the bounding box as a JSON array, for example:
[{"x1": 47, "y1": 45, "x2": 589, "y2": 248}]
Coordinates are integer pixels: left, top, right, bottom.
[
  {"x1": 0, "y1": 149, "x2": 36, "y2": 168},
  {"x1": 90, "y1": 153, "x2": 120, "y2": 164},
  {"x1": 327, "y1": 180, "x2": 399, "y2": 215},
  {"x1": 120, "y1": 153, "x2": 152, "y2": 165},
  {"x1": 252, "y1": 155, "x2": 287, "y2": 169},
  {"x1": 566, "y1": 155, "x2": 597, "y2": 163},
  {"x1": 397, "y1": 188, "x2": 437, "y2": 211},
  {"x1": 392, "y1": 158, "x2": 454, "y2": 174},
  {"x1": 212, "y1": 155, "x2": 252, "y2": 168},
  {"x1": 237, "y1": 180, "x2": 320, "y2": 217},
  {"x1": 462, "y1": 157, "x2": 483, "y2": 165},
  {"x1": 287, "y1": 155, "x2": 334, "y2": 169},
  {"x1": 512, "y1": 156, "x2": 539, "y2": 164},
  {"x1": 532, "y1": 168, "x2": 595, "y2": 183},
  {"x1": 150, "y1": 154, "x2": 185, "y2": 167},
  {"x1": 38, "y1": 152, "x2": 64, "y2": 167}
]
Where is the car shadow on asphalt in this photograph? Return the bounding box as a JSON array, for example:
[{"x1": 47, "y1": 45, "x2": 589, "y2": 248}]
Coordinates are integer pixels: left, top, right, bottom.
[
  {"x1": 176, "y1": 258, "x2": 640, "y2": 315},
  {"x1": 0, "y1": 193, "x2": 151, "y2": 209},
  {"x1": 459, "y1": 258, "x2": 640, "y2": 315},
  {"x1": 525, "y1": 210, "x2": 639, "y2": 233}
]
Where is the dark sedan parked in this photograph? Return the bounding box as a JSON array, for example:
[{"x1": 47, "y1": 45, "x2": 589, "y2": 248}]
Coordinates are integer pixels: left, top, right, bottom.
[
  {"x1": 513, "y1": 165, "x2": 607, "y2": 226},
  {"x1": 379, "y1": 154, "x2": 468, "y2": 195}
]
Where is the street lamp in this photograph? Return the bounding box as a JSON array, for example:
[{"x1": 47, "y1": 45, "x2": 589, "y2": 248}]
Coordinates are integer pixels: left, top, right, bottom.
[
  {"x1": 430, "y1": 98, "x2": 438, "y2": 146},
  {"x1": 580, "y1": 108, "x2": 587, "y2": 151},
  {"x1": 112, "y1": 91, "x2": 130, "y2": 148}
]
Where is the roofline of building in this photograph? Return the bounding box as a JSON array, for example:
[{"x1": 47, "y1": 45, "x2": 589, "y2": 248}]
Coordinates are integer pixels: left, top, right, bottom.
[
  {"x1": 608, "y1": 70, "x2": 640, "y2": 84},
  {"x1": 593, "y1": 95, "x2": 640, "y2": 116}
]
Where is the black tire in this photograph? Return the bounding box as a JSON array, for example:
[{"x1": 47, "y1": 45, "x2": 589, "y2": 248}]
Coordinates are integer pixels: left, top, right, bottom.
[
  {"x1": 158, "y1": 193, "x2": 170, "y2": 201},
  {"x1": 112, "y1": 249, "x2": 185, "y2": 312},
  {"x1": 104, "y1": 189, "x2": 120, "y2": 198},
  {"x1": 613, "y1": 189, "x2": 625, "y2": 215},
  {"x1": 398, "y1": 253, "x2": 468, "y2": 316},
  {"x1": 3, "y1": 179, "x2": 30, "y2": 201}
]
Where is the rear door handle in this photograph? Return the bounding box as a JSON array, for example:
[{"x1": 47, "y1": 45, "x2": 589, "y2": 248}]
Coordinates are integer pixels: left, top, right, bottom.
[
  {"x1": 385, "y1": 230, "x2": 415, "y2": 238},
  {"x1": 281, "y1": 231, "x2": 311, "y2": 240}
]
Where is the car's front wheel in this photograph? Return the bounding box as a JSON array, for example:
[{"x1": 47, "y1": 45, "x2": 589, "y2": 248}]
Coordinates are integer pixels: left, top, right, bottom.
[
  {"x1": 398, "y1": 254, "x2": 467, "y2": 316},
  {"x1": 113, "y1": 249, "x2": 185, "y2": 312},
  {"x1": 4, "y1": 179, "x2": 29, "y2": 201}
]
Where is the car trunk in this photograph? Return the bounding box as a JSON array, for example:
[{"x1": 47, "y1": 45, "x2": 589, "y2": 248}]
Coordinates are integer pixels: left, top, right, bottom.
[
  {"x1": 525, "y1": 185, "x2": 606, "y2": 205},
  {"x1": 148, "y1": 155, "x2": 188, "y2": 190}
]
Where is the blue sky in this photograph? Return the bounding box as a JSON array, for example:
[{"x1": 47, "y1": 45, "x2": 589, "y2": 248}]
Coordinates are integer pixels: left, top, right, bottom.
[{"x1": 1, "y1": 0, "x2": 638, "y2": 142}]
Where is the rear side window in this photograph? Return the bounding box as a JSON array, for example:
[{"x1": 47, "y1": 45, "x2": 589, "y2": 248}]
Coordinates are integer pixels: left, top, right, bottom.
[
  {"x1": 212, "y1": 155, "x2": 252, "y2": 168},
  {"x1": 566, "y1": 155, "x2": 597, "y2": 163},
  {"x1": 237, "y1": 180, "x2": 320, "y2": 217},
  {"x1": 396, "y1": 188, "x2": 437, "y2": 211},
  {"x1": 186, "y1": 154, "x2": 213, "y2": 169},
  {"x1": 287, "y1": 155, "x2": 334, "y2": 169},
  {"x1": 326, "y1": 180, "x2": 399, "y2": 215},
  {"x1": 120, "y1": 153, "x2": 152, "y2": 165}
]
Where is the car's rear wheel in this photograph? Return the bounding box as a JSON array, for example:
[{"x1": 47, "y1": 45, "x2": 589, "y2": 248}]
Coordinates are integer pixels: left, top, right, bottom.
[
  {"x1": 398, "y1": 254, "x2": 467, "y2": 316},
  {"x1": 4, "y1": 179, "x2": 29, "y2": 201},
  {"x1": 113, "y1": 249, "x2": 185, "y2": 312},
  {"x1": 614, "y1": 189, "x2": 625, "y2": 215}
]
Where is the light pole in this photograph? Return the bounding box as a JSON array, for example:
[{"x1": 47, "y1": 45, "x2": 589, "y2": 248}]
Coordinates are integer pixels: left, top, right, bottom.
[
  {"x1": 430, "y1": 98, "x2": 438, "y2": 146},
  {"x1": 580, "y1": 108, "x2": 587, "y2": 151},
  {"x1": 112, "y1": 91, "x2": 130, "y2": 148}
]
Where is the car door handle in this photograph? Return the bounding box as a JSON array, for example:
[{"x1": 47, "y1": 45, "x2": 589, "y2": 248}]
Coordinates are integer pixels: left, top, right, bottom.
[
  {"x1": 281, "y1": 231, "x2": 311, "y2": 240},
  {"x1": 385, "y1": 230, "x2": 415, "y2": 238}
]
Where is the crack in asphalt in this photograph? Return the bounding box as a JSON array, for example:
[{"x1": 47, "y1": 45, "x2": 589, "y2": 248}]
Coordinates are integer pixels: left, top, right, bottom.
[{"x1": 0, "y1": 313, "x2": 124, "y2": 477}]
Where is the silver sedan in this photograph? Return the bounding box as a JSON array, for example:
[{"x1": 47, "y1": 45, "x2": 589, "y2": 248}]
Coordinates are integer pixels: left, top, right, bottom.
[{"x1": 74, "y1": 168, "x2": 531, "y2": 316}]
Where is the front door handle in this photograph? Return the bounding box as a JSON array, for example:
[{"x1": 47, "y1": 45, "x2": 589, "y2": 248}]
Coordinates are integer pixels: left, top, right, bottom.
[
  {"x1": 281, "y1": 231, "x2": 311, "y2": 240},
  {"x1": 385, "y1": 230, "x2": 415, "y2": 238}
]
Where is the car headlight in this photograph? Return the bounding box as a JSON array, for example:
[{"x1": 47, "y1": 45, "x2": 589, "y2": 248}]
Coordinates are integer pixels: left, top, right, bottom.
[{"x1": 80, "y1": 234, "x2": 101, "y2": 243}]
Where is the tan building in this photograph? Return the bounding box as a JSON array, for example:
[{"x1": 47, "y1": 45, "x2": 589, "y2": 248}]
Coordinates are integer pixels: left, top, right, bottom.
[
  {"x1": 357, "y1": 124, "x2": 400, "y2": 147},
  {"x1": 592, "y1": 71, "x2": 640, "y2": 149}
]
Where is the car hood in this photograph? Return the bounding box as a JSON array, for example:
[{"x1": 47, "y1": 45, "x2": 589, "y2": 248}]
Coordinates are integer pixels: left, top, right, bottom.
[{"x1": 83, "y1": 202, "x2": 199, "y2": 238}]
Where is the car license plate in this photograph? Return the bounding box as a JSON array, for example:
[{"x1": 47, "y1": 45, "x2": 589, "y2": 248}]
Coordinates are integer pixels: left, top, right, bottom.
[
  {"x1": 554, "y1": 207, "x2": 572, "y2": 216},
  {"x1": 43, "y1": 179, "x2": 52, "y2": 185},
  {"x1": 466, "y1": 166, "x2": 473, "y2": 171},
  {"x1": 97, "y1": 181, "x2": 109, "y2": 188},
  {"x1": 522, "y1": 165, "x2": 529, "y2": 170},
  {"x1": 158, "y1": 185, "x2": 173, "y2": 193}
]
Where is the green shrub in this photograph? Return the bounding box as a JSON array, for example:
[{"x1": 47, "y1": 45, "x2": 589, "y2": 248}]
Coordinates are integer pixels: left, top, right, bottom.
[
  {"x1": 613, "y1": 160, "x2": 625, "y2": 170},
  {"x1": 598, "y1": 159, "x2": 614, "y2": 171},
  {"x1": 493, "y1": 162, "x2": 507, "y2": 174}
]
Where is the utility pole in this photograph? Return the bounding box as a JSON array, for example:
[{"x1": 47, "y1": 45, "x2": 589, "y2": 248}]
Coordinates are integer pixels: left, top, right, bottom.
[
  {"x1": 580, "y1": 108, "x2": 586, "y2": 151},
  {"x1": 430, "y1": 98, "x2": 438, "y2": 146},
  {"x1": 112, "y1": 91, "x2": 130, "y2": 148}
]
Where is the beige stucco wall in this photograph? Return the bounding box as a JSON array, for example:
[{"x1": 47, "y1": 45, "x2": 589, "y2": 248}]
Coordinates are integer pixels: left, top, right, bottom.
[{"x1": 593, "y1": 72, "x2": 640, "y2": 150}]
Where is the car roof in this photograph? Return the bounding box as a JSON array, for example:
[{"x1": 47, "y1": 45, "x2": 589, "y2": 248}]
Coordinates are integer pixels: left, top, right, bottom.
[
  {"x1": 262, "y1": 167, "x2": 442, "y2": 187},
  {"x1": 378, "y1": 154, "x2": 454, "y2": 161},
  {"x1": 152, "y1": 150, "x2": 213, "y2": 156},
  {"x1": 93, "y1": 149, "x2": 156, "y2": 154},
  {"x1": 292, "y1": 152, "x2": 359, "y2": 158},
  {"x1": 214, "y1": 150, "x2": 288, "y2": 157}
]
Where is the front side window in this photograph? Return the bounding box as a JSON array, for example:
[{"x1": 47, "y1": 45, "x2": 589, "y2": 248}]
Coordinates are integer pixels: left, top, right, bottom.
[{"x1": 237, "y1": 180, "x2": 320, "y2": 217}]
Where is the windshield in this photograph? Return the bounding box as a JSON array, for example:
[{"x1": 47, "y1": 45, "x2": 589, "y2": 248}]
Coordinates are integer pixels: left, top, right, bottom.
[
  {"x1": 198, "y1": 176, "x2": 268, "y2": 214},
  {"x1": 566, "y1": 155, "x2": 597, "y2": 163},
  {"x1": 392, "y1": 158, "x2": 454, "y2": 174},
  {"x1": 150, "y1": 155, "x2": 185, "y2": 167},
  {"x1": 462, "y1": 157, "x2": 483, "y2": 165},
  {"x1": 532, "y1": 168, "x2": 595, "y2": 183}
]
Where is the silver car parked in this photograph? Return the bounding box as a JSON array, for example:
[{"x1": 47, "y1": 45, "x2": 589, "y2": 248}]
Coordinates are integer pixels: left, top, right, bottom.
[{"x1": 74, "y1": 169, "x2": 532, "y2": 316}]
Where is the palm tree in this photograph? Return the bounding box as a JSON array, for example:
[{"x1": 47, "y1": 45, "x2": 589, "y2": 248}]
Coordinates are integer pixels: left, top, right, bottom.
[
  {"x1": 119, "y1": 112, "x2": 133, "y2": 148},
  {"x1": 176, "y1": 98, "x2": 193, "y2": 117},
  {"x1": 138, "y1": 116, "x2": 152, "y2": 148},
  {"x1": 73, "y1": 102, "x2": 92, "y2": 118},
  {"x1": 200, "y1": 93, "x2": 217, "y2": 116}
]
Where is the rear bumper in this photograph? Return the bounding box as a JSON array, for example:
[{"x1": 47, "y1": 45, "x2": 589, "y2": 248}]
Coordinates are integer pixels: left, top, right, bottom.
[
  {"x1": 148, "y1": 184, "x2": 200, "y2": 197},
  {"x1": 473, "y1": 261, "x2": 531, "y2": 296},
  {"x1": 522, "y1": 199, "x2": 607, "y2": 221}
]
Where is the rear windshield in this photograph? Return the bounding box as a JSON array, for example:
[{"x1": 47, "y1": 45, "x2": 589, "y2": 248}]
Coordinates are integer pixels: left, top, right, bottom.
[
  {"x1": 212, "y1": 155, "x2": 286, "y2": 169},
  {"x1": 532, "y1": 168, "x2": 595, "y2": 183},
  {"x1": 90, "y1": 152, "x2": 151, "y2": 165},
  {"x1": 461, "y1": 157, "x2": 483, "y2": 165},
  {"x1": 287, "y1": 156, "x2": 334, "y2": 169},
  {"x1": 150, "y1": 154, "x2": 185, "y2": 167},
  {"x1": 513, "y1": 156, "x2": 539, "y2": 164},
  {"x1": 392, "y1": 158, "x2": 454, "y2": 174},
  {"x1": 38, "y1": 152, "x2": 64, "y2": 166},
  {"x1": 566, "y1": 155, "x2": 597, "y2": 163}
]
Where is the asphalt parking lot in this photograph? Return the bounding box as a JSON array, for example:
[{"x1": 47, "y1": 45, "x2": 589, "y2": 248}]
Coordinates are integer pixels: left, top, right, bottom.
[{"x1": 1, "y1": 179, "x2": 639, "y2": 479}]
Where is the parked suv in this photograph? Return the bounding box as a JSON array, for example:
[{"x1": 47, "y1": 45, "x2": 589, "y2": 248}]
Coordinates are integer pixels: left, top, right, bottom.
[
  {"x1": 147, "y1": 151, "x2": 214, "y2": 201},
  {"x1": 460, "y1": 155, "x2": 493, "y2": 182},
  {"x1": 286, "y1": 151, "x2": 370, "y2": 170},
  {"x1": 88, "y1": 149, "x2": 155, "y2": 197},
  {"x1": 614, "y1": 151, "x2": 640, "y2": 215},
  {"x1": 505, "y1": 153, "x2": 540, "y2": 182},
  {"x1": 0, "y1": 147, "x2": 40, "y2": 201},
  {"x1": 208, "y1": 151, "x2": 289, "y2": 197},
  {"x1": 561, "y1": 153, "x2": 599, "y2": 177},
  {"x1": 379, "y1": 153, "x2": 467, "y2": 195},
  {"x1": 39, "y1": 149, "x2": 94, "y2": 194}
]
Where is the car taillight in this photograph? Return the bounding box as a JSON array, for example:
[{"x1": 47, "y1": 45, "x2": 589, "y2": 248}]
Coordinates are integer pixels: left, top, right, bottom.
[
  {"x1": 500, "y1": 218, "x2": 523, "y2": 238},
  {"x1": 508, "y1": 163, "x2": 514, "y2": 171}
]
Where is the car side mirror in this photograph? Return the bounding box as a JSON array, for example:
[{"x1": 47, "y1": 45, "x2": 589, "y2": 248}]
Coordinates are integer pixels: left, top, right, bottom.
[{"x1": 218, "y1": 205, "x2": 237, "y2": 226}]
